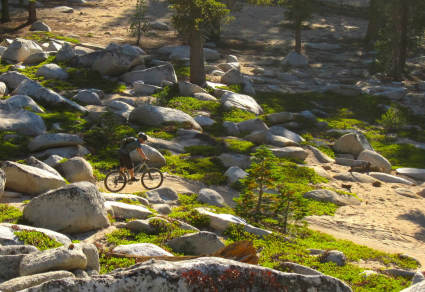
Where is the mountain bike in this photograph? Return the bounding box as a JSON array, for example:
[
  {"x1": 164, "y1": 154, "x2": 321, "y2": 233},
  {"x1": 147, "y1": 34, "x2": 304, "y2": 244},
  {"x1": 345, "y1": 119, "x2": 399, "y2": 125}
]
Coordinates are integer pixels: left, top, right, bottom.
[{"x1": 104, "y1": 160, "x2": 163, "y2": 192}]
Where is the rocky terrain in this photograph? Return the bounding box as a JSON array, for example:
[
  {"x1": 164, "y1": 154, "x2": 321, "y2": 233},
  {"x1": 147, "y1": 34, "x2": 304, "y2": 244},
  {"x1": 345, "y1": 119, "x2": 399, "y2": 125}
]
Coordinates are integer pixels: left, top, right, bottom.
[{"x1": 0, "y1": 0, "x2": 425, "y2": 291}]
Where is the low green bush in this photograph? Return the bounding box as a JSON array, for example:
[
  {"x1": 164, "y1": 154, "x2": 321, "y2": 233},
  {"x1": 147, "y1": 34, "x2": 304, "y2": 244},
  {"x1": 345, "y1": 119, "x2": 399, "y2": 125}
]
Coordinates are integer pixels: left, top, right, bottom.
[
  {"x1": 0, "y1": 204, "x2": 23, "y2": 223},
  {"x1": 14, "y1": 230, "x2": 63, "y2": 251}
]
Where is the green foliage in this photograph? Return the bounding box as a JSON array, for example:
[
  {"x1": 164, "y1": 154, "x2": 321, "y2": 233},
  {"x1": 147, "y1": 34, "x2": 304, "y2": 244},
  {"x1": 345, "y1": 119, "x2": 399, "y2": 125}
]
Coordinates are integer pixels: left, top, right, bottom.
[
  {"x1": 216, "y1": 84, "x2": 242, "y2": 93},
  {"x1": 14, "y1": 230, "x2": 63, "y2": 251},
  {"x1": 161, "y1": 154, "x2": 227, "y2": 185},
  {"x1": 99, "y1": 253, "x2": 136, "y2": 274},
  {"x1": 169, "y1": 209, "x2": 211, "y2": 229},
  {"x1": 0, "y1": 204, "x2": 23, "y2": 223},
  {"x1": 378, "y1": 106, "x2": 407, "y2": 132},
  {"x1": 224, "y1": 138, "x2": 254, "y2": 154},
  {"x1": 128, "y1": 0, "x2": 150, "y2": 46},
  {"x1": 222, "y1": 108, "x2": 256, "y2": 123},
  {"x1": 184, "y1": 145, "x2": 223, "y2": 156},
  {"x1": 169, "y1": 0, "x2": 230, "y2": 38},
  {"x1": 17, "y1": 57, "x2": 125, "y2": 94},
  {"x1": 0, "y1": 132, "x2": 30, "y2": 160},
  {"x1": 36, "y1": 111, "x2": 87, "y2": 133},
  {"x1": 167, "y1": 96, "x2": 220, "y2": 116},
  {"x1": 25, "y1": 31, "x2": 80, "y2": 44},
  {"x1": 174, "y1": 64, "x2": 190, "y2": 79}
]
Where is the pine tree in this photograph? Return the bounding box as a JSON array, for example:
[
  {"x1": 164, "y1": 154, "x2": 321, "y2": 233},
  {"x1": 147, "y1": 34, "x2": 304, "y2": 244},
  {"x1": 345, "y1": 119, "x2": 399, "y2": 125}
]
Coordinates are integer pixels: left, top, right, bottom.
[
  {"x1": 129, "y1": 0, "x2": 150, "y2": 47},
  {"x1": 169, "y1": 0, "x2": 230, "y2": 86}
]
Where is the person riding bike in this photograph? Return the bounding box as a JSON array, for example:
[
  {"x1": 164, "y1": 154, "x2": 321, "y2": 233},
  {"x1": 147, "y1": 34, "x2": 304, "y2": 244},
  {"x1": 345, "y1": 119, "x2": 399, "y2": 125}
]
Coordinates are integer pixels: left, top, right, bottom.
[{"x1": 119, "y1": 132, "x2": 149, "y2": 182}]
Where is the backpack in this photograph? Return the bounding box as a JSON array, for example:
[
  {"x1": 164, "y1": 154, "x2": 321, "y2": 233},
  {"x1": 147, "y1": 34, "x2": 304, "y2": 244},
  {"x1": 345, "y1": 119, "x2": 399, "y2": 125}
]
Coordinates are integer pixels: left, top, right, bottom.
[{"x1": 120, "y1": 137, "x2": 139, "y2": 154}]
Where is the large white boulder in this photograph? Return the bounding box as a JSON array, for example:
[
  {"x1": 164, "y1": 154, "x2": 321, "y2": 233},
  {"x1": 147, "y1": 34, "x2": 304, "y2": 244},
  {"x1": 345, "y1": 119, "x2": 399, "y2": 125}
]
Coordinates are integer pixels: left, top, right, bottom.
[
  {"x1": 57, "y1": 157, "x2": 95, "y2": 183},
  {"x1": 28, "y1": 133, "x2": 84, "y2": 152},
  {"x1": 178, "y1": 81, "x2": 208, "y2": 97},
  {"x1": 221, "y1": 68, "x2": 244, "y2": 85},
  {"x1": 224, "y1": 166, "x2": 248, "y2": 185},
  {"x1": 269, "y1": 126, "x2": 305, "y2": 143},
  {"x1": 282, "y1": 51, "x2": 309, "y2": 67},
  {"x1": 20, "y1": 257, "x2": 352, "y2": 291},
  {"x1": 0, "y1": 271, "x2": 74, "y2": 292},
  {"x1": 197, "y1": 188, "x2": 225, "y2": 207},
  {"x1": 396, "y1": 168, "x2": 425, "y2": 181},
  {"x1": 357, "y1": 150, "x2": 392, "y2": 173},
  {"x1": 269, "y1": 146, "x2": 309, "y2": 161},
  {"x1": 23, "y1": 182, "x2": 110, "y2": 233},
  {"x1": 105, "y1": 201, "x2": 152, "y2": 220},
  {"x1": 0, "y1": 81, "x2": 6, "y2": 97},
  {"x1": 2, "y1": 38, "x2": 43, "y2": 63},
  {"x1": 25, "y1": 156, "x2": 62, "y2": 178},
  {"x1": 1, "y1": 161, "x2": 66, "y2": 195},
  {"x1": 128, "y1": 144, "x2": 167, "y2": 168},
  {"x1": 36, "y1": 63, "x2": 68, "y2": 80},
  {"x1": 0, "y1": 95, "x2": 44, "y2": 113},
  {"x1": 368, "y1": 172, "x2": 415, "y2": 185},
  {"x1": 333, "y1": 132, "x2": 373, "y2": 157},
  {"x1": 13, "y1": 79, "x2": 87, "y2": 113},
  {"x1": 166, "y1": 231, "x2": 225, "y2": 255},
  {"x1": 19, "y1": 245, "x2": 87, "y2": 276},
  {"x1": 121, "y1": 64, "x2": 177, "y2": 86},
  {"x1": 33, "y1": 145, "x2": 90, "y2": 160},
  {"x1": 196, "y1": 208, "x2": 272, "y2": 237},
  {"x1": 129, "y1": 104, "x2": 201, "y2": 130},
  {"x1": 303, "y1": 189, "x2": 360, "y2": 206},
  {"x1": 221, "y1": 91, "x2": 263, "y2": 115},
  {"x1": 73, "y1": 89, "x2": 102, "y2": 106},
  {"x1": 89, "y1": 43, "x2": 146, "y2": 76},
  {"x1": 0, "y1": 71, "x2": 30, "y2": 90},
  {"x1": 112, "y1": 243, "x2": 172, "y2": 257},
  {"x1": 0, "y1": 108, "x2": 46, "y2": 136}
]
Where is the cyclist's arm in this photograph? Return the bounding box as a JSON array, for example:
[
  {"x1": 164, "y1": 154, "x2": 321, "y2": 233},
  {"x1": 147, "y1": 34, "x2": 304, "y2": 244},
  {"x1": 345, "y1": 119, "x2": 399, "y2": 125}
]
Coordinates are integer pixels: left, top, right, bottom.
[{"x1": 137, "y1": 147, "x2": 149, "y2": 160}]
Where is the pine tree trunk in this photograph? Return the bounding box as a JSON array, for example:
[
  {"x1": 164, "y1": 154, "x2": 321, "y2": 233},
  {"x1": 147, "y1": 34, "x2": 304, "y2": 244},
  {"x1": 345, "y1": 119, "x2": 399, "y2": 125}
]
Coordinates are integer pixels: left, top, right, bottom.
[
  {"x1": 295, "y1": 21, "x2": 302, "y2": 54},
  {"x1": 1, "y1": 0, "x2": 10, "y2": 23},
  {"x1": 28, "y1": 1, "x2": 37, "y2": 24},
  {"x1": 400, "y1": 2, "x2": 409, "y2": 73},
  {"x1": 136, "y1": 21, "x2": 142, "y2": 46},
  {"x1": 189, "y1": 29, "x2": 206, "y2": 86},
  {"x1": 364, "y1": 0, "x2": 379, "y2": 48}
]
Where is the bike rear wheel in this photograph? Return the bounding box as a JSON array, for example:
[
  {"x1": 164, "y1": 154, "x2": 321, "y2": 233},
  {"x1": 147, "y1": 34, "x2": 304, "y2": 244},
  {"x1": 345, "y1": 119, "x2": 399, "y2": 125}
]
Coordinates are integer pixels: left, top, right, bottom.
[
  {"x1": 141, "y1": 168, "x2": 163, "y2": 190},
  {"x1": 104, "y1": 170, "x2": 127, "y2": 192}
]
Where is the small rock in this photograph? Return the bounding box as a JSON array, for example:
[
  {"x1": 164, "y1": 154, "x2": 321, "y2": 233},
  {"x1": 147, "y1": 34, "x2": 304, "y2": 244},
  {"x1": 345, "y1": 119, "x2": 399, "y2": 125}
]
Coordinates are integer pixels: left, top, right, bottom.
[
  {"x1": 197, "y1": 188, "x2": 226, "y2": 207},
  {"x1": 30, "y1": 20, "x2": 51, "y2": 32},
  {"x1": 113, "y1": 243, "x2": 172, "y2": 257},
  {"x1": 166, "y1": 231, "x2": 225, "y2": 255}
]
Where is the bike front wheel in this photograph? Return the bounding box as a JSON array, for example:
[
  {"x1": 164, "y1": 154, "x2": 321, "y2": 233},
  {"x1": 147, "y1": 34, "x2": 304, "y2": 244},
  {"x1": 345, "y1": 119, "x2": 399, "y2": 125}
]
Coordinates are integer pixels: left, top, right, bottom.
[
  {"x1": 104, "y1": 170, "x2": 127, "y2": 192},
  {"x1": 141, "y1": 168, "x2": 163, "y2": 190}
]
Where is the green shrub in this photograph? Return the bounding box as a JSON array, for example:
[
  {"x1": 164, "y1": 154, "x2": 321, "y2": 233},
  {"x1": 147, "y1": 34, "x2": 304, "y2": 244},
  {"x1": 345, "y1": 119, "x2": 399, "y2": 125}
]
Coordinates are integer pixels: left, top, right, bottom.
[
  {"x1": 0, "y1": 204, "x2": 23, "y2": 223},
  {"x1": 0, "y1": 132, "x2": 30, "y2": 160},
  {"x1": 161, "y1": 154, "x2": 227, "y2": 185},
  {"x1": 99, "y1": 253, "x2": 136, "y2": 274},
  {"x1": 222, "y1": 108, "x2": 256, "y2": 123},
  {"x1": 184, "y1": 145, "x2": 223, "y2": 156},
  {"x1": 167, "y1": 96, "x2": 220, "y2": 116},
  {"x1": 224, "y1": 138, "x2": 254, "y2": 154},
  {"x1": 378, "y1": 106, "x2": 407, "y2": 132},
  {"x1": 169, "y1": 209, "x2": 211, "y2": 229},
  {"x1": 14, "y1": 230, "x2": 63, "y2": 250}
]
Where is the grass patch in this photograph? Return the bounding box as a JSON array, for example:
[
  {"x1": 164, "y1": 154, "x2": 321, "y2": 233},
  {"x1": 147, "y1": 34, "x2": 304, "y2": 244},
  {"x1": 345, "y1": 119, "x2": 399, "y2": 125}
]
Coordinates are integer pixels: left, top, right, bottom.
[
  {"x1": 14, "y1": 230, "x2": 63, "y2": 251},
  {"x1": 17, "y1": 56, "x2": 126, "y2": 94},
  {"x1": 217, "y1": 84, "x2": 242, "y2": 93},
  {"x1": 0, "y1": 132, "x2": 30, "y2": 160},
  {"x1": 0, "y1": 204, "x2": 23, "y2": 223},
  {"x1": 167, "y1": 96, "x2": 220, "y2": 116},
  {"x1": 184, "y1": 145, "x2": 223, "y2": 156},
  {"x1": 224, "y1": 138, "x2": 255, "y2": 154},
  {"x1": 36, "y1": 111, "x2": 87, "y2": 133},
  {"x1": 25, "y1": 31, "x2": 80, "y2": 44},
  {"x1": 161, "y1": 154, "x2": 227, "y2": 185},
  {"x1": 222, "y1": 108, "x2": 256, "y2": 123},
  {"x1": 100, "y1": 253, "x2": 136, "y2": 274}
]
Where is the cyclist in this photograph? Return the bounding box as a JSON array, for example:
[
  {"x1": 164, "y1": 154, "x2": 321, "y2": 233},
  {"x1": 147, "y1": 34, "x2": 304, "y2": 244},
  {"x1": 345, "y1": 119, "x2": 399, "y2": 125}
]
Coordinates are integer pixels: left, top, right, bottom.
[{"x1": 119, "y1": 132, "x2": 149, "y2": 182}]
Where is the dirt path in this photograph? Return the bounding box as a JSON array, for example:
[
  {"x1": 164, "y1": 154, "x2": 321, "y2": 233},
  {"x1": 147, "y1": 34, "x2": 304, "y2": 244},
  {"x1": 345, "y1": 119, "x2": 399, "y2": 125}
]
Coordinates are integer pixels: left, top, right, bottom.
[{"x1": 306, "y1": 153, "x2": 425, "y2": 266}]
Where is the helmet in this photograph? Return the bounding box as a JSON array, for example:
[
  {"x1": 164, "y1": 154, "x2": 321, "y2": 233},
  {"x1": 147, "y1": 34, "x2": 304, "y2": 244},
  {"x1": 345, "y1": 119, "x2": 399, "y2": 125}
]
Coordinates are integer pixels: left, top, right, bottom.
[{"x1": 137, "y1": 132, "x2": 148, "y2": 141}]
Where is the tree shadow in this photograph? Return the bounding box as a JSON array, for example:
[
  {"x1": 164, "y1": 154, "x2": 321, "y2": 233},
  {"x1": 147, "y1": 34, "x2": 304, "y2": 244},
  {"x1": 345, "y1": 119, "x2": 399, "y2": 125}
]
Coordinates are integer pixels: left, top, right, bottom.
[{"x1": 398, "y1": 209, "x2": 425, "y2": 242}]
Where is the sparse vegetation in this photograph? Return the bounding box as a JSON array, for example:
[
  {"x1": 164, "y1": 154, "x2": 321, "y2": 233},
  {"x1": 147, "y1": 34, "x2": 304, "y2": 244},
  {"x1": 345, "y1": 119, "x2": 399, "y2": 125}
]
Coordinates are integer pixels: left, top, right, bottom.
[
  {"x1": 0, "y1": 204, "x2": 23, "y2": 223},
  {"x1": 14, "y1": 230, "x2": 63, "y2": 251}
]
